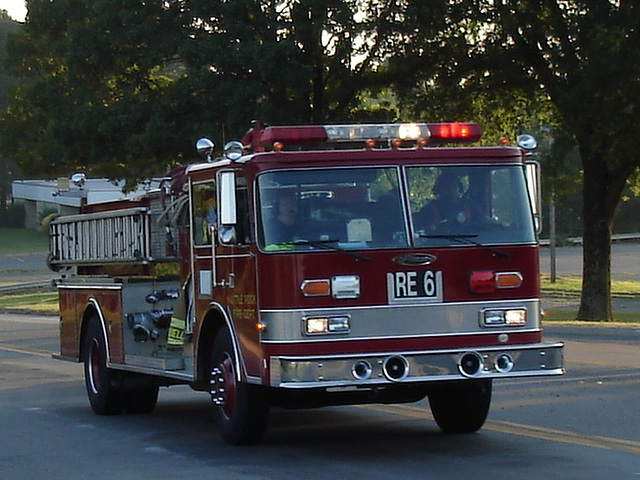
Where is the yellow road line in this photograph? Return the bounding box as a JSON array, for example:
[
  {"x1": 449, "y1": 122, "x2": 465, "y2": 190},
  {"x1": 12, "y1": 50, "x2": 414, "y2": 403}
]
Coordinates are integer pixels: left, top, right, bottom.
[
  {"x1": 487, "y1": 419, "x2": 640, "y2": 455},
  {"x1": 568, "y1": 358, "x2": 640, "y2": 369},
  {"x1": 0, "y1": 343, "x2": 52, "y2": 358},
  {"x1": 361, "y1": 404, "x2": 640, "y2": 455}
]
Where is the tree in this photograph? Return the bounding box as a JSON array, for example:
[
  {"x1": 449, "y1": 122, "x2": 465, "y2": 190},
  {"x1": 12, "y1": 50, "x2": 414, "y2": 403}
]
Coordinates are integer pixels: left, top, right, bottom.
[
  {"x1": 1, "y1": 0, "x2": 190, "y2": 187},
  {"x1": 384, "y1": 0, "x2": 640, "y2": 321},
  {"x1": 0, "y1": 10, "x2": 21, "y2": 210},
  {"x1": 0, "y1": 0, "x2": 392, "y2": 188},
  {"x1": 487, "y1": 0, "x2": 640, "y2": 321}
]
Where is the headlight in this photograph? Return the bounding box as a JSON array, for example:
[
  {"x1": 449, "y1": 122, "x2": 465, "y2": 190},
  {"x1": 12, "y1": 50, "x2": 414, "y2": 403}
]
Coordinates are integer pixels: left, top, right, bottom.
[
  {"x1": 480, "y1": 308, "x2": 526, "y2": 327},
  {"x1": 303, "y1": 316, "x2": 350, "y2": 335}
]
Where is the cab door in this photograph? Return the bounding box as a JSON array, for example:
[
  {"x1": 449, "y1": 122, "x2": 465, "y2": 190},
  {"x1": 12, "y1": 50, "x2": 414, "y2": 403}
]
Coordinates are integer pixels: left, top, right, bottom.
[
  {"x1": 190, "y1": 178, "x2": 218, "y2": 337},
  {"x1": 212, "y1": 171, "x2": 262, "y2": 382}
]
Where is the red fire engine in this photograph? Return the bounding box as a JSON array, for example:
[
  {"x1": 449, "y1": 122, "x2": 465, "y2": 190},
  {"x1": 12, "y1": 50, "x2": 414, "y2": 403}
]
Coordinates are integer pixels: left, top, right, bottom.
[{"x1": 50, "y1": 121, "x2": 563, "y2": 444}]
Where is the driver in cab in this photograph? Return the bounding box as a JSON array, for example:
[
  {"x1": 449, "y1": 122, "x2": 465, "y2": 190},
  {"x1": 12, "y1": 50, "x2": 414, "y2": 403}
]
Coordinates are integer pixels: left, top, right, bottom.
[
  {"x1": 264, "y1": 190, "x2": 301, "y2": 245},
  {"x1": 415, "y1": 172, "x2": 471, "y2": 232}
]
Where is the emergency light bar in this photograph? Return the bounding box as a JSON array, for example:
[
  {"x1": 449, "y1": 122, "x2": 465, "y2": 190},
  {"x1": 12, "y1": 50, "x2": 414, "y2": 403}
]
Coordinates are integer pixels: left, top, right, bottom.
[{"x1": 259, "y1": 122, "x2": 481, "y2": 150}]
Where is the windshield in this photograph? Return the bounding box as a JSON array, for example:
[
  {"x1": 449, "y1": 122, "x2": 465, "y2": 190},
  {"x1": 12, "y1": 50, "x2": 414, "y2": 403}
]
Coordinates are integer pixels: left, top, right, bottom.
[
  {"x1": 257, "y1": 164, "x2": 536, "y2": 252},
  {"x1": 407, "y1": 165, "x2": 536, "y2": 246},
  {"x1": 257, "y1": 167, "x2": 408, "y2": 251}
]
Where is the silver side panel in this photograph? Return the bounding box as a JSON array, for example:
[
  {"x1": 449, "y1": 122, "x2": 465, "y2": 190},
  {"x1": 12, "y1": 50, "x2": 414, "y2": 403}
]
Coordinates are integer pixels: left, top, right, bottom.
[{"x1": 260, "y1": 298, "x2": 540, "y2": 343}]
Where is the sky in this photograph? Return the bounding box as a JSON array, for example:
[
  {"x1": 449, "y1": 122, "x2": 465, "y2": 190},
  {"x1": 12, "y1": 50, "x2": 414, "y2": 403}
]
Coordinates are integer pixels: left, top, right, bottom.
[{"x1": 1, "y1": 0, "x2": 27, "y2": 22}]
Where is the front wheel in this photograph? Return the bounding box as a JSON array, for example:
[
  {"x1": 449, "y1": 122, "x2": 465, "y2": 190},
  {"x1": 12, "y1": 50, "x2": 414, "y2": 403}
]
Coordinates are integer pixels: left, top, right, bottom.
[
  {"x1": 428, "y1": 379, "x2": 492, "y2": 434},
  {"x1": 209, "y1": 328, "x2": 270, "y2": 445}
]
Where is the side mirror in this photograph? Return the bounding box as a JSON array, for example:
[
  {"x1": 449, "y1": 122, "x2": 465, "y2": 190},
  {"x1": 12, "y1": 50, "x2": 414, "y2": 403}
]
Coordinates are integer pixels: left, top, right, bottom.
[
  {"x1": 217, "y1": 171, "x2": 237, "y2": 244},
  {"x1": 525, "y1": 161, "x2": 542, "y2": 234}
]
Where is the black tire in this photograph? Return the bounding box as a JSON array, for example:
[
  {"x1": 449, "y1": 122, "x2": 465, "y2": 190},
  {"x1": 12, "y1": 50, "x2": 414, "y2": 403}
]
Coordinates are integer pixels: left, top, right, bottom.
[
  {"x1": 209, "y1": 328, "x2": 270, "y2": 445},
  {"x1": 124, "y1": 385, "x2": 159, "y2": 414},
  {"x1": 82, "y1": 317, "x2": 125, "y2": 415},
  {"x1": 428, "y1": 379, "x2": 492, "y2": 434}
]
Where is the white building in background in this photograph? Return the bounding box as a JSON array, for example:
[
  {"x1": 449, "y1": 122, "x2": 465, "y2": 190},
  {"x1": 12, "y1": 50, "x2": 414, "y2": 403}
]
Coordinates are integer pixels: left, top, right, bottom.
[{"x1": 12, "y1": 176, "x2": 156, "y2": 229}]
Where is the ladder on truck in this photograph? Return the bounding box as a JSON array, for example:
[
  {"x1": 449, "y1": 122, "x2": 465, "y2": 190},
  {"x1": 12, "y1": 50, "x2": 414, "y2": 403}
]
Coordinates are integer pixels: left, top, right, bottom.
[{"x1": 49, "y1": 206, "x2": 176, "y2": 268}]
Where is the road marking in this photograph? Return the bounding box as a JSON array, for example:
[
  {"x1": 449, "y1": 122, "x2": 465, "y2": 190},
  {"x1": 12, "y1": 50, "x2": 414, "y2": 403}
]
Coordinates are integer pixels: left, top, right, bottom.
[
  {"x1": 569, "y1": 358, "x2": 640, "y2": 369},
  {"x1": 361, "y1": 404, "x2": 640, "y2": 455},
  {"x1": 0, "y1": 343, "x2": 52, "y2": 358},
  {"x1": 487, "y1": 419, "x2": 640, "y2": 455},
  {"x1": 0, "y1": 314, "x2": 58, "y2": 325}
]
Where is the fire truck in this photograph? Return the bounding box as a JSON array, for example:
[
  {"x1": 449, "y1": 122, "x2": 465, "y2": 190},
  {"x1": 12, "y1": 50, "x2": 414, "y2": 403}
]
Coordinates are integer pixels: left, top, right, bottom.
[{"x1": 50, "y1": 121, "x2": 563, "y2": 445}]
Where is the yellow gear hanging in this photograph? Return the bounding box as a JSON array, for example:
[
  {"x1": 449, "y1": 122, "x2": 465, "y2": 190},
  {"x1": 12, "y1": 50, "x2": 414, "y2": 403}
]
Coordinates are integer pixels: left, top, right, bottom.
[{"x1": 167, "y1": 276, "x2": 190, "y2": 347}]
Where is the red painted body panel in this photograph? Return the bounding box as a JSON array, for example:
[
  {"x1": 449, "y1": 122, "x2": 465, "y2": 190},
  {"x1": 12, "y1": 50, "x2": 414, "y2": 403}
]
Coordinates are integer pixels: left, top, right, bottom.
[
  {"x1": 58, "y1": 287, "x2": 124, "y2": 363},
  {"x1": 256, "y1": 245, "x2": 539, "y2": 310}
]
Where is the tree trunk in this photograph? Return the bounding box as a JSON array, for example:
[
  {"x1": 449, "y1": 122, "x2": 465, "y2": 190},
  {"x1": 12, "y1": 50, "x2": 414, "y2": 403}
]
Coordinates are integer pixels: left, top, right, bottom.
[{"x1": 577, "y1": 159, "x2": 632, "y2": 321}]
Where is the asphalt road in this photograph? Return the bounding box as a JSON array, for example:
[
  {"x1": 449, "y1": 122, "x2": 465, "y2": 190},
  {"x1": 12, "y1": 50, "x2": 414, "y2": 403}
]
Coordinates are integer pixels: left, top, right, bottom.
[
  {"x1": 540, "y1": 242, "x2": 640, "y2": 281},
  {"x1": 0, "y1": 313, "x2": 639, "y2": 479}
]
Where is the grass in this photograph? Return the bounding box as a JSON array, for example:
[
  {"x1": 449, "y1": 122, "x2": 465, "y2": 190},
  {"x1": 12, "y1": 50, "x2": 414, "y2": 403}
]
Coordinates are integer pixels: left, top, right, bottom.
[
  {"x1": 541, "y1": 274, "x2": 640, "y2": 296},
  {"x1": 0, "y1": 292, "x2": 58, "y2": 313},
  {"x1": 0, "y1": 228, "x2": 49, "y2": 255},
  {"x1": 544, "y1": 308, "x2": 640, "y2": 324}
]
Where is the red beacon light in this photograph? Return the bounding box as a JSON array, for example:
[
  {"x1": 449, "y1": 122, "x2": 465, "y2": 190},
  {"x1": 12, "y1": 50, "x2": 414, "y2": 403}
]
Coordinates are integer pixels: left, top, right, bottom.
[{"x1": 427, "y1": 122, "x2": 482, "y2": 143}]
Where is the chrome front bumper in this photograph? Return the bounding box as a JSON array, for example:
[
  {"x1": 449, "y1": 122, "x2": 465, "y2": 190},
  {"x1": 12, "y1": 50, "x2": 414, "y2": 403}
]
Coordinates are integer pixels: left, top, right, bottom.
[{"x1": 269, "y1": 342, "x2": 564, "y2": 389}]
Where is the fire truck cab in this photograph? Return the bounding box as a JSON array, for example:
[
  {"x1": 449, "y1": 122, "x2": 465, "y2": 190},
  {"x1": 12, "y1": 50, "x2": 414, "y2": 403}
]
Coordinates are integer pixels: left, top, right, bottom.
[{"x1": 50, "y1": 121, "x2": 563, "y2": 445}]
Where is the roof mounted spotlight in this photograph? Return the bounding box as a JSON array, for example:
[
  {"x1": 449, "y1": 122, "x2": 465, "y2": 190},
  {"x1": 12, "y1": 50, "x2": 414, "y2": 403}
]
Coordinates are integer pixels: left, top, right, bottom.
[
  {"x1": 70, "y1": 172, "x2": 86, "y2": 189},
  {"x1": 223, "y1": 141, "x2": 244, "y2": 161},
  {"x1": 517, "y1": 134, "x2": 537, "y2": 151},
  {"x1": 196, "y1": 138, "x2": 215, "y2": 161}
]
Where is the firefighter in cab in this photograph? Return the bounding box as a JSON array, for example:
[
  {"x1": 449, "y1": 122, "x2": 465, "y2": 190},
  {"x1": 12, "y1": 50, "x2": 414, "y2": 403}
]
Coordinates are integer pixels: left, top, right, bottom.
[{"x1": 416, "y1": 171, "x2": 471, "y2": 231}]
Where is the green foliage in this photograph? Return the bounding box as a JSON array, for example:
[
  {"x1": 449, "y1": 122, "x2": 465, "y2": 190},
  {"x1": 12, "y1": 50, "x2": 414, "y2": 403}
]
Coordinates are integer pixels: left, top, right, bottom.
[
  {"x1": 382, "y1": 0, "x2": 640, "y2": 320},
  {"x1": 0, "y1": 11, "x2": 21, "y2": 209},
  {"x1": 0, "y1": 10, "x2": 21, "y2": 111},
  {"x1": 0, "y1": 0, "x2": 391, "y2": 187}
]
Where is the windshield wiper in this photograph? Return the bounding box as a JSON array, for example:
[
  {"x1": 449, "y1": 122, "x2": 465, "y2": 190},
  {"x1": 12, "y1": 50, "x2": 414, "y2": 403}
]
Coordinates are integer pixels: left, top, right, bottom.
[
  {"x1": 291, "y1": 239, "x2": 373, "y2": 262},
  {"x1": 420, "y1": 233, "x2": 510, "y2": 258}
]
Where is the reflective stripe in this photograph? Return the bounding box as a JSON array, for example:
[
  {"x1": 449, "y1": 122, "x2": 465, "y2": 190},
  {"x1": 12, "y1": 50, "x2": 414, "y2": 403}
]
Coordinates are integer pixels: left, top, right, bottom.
[{"x1": 167, "y1": 317, "x2": 186, "y2": 346}]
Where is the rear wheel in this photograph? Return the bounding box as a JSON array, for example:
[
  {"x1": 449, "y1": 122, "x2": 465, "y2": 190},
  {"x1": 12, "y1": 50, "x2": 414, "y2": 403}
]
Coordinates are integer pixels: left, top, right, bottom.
[
  {"x1": 209, "y1": 328, "x2": 269, "y2": 445},
  {"x1": 83, "y1": 318, "x2": 125, "y2": 415},
  {"x1": 123, "y1": 384, "x2": 159, "y2": 414},
  {"x1": 428, "y1": 379, "x2": 492, "y2": 434}
]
